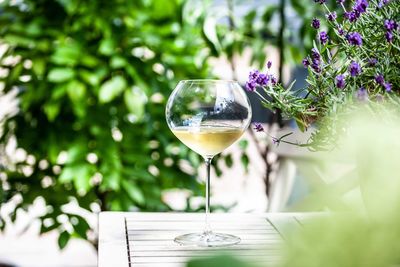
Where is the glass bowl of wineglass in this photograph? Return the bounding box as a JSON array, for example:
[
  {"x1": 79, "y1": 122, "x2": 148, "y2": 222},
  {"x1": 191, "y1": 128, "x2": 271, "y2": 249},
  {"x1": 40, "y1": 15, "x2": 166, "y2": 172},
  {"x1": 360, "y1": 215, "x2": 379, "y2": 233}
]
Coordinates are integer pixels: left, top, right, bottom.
[{"x1": 165, "y1": 79, "x2": 252, "y2": 247}]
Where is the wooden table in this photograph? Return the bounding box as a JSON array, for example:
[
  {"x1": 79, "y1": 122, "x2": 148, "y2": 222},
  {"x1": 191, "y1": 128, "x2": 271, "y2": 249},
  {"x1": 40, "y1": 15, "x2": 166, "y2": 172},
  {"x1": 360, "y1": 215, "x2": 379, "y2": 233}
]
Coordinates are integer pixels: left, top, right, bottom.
[{"x1": 98, "y1": 212, "x2": 307, "y2": 267}]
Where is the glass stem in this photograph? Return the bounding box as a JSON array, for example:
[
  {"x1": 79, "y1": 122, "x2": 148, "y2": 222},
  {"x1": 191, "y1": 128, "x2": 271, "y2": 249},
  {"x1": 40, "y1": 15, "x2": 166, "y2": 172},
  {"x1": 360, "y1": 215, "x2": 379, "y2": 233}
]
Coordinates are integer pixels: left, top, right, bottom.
[{"x1": 204, "y1": 156, "x2": 213, "y2": 234}]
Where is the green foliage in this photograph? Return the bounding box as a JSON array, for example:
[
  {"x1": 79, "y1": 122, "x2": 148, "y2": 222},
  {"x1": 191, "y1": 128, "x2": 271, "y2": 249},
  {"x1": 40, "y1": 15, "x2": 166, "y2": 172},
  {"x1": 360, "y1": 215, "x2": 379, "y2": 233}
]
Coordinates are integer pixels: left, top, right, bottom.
[
  {"x1": 196, "y1": 0, "x2": 321, "y2": 70},
  {"x1": 187, "y1": 254, "x2": 255, "y2": 267},
  {"x1": 249, "y1": 0, "x2": 400, "y2": 150},
  {"x1": 0, "y1": 0, "x2": 212, "y2": 247}
]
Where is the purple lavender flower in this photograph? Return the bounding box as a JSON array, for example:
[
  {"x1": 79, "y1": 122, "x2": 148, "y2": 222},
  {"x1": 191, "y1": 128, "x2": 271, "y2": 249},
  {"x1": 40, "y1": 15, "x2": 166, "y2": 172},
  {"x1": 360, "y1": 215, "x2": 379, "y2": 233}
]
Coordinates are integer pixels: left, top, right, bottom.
[
  {"x1": 368, "y1": 58, "x2": 378, "y2": 66},
  {"x1": 338, "y1": 27, "x2": 345, "y2": 36},
  {"x1": 385, "y1": 31, "x2": 394, "y2": 42},
  {"x1": 384, "y1": 82, "x2": 392, "y2": 92},
  {"x1": 346, "y1": 32, "x2": 363, "y2": 46},
  {"x1": 326, "y1": 12, "x2": 337, "y2": 21},
  {"x1": 267, "y1": 61, "x2": 272, "y2": 69},
  {"x1": 272, "y1": 137, "x2": 280, "y2": 145},
  {"x1": 356, "y1": 87, "x2": 368, "y2": 102},
  {"x1": 312, "y1": 18, "x2": 321, "y2": 29},
  {"x1": 345, "y1": 11, "x2": 360, "y2": 23},
  {"x1": 378, "y1": 0, "x2": 390, "y2": 8},
  {"x1": 312, "y1": 62, "x2": 321, "y2": 73},
  {"x1": 349, "y1": 61, "x2": 362, "y2": 77},
  {"x1": 335, "y1": 75, "x2": 346, "y2": 89},
  {"x1": 302, "y1": 58, "x2": 310, "y2": 68},
  {"x1": 256, "y1": 73, "x2": 270, "y2": 86},
  {"x1": 253, "y1": 122, "x2": 264, "y2": 132},
  {"x1": 245, "y1": 81, "x2": 256, "y2": 92},
  {"x1": 249, "y1": 70, "x2": 259, "y2": 80},
  {"x1": 310, "y1": 48, "x2": 321, "y2": 72},
  {"x1": 271, "y1": 75, "x2": 278, "y2": 85},
  {"x1": 246, "y1": 69, "x2": 271, "y2": 91},
  {"x1": 375, "y1": 74, "x2": 385, "y2": 85},
  {"x1": 319, "y1": 31, "x2": 329, "y2": 44},
  {"x1": 354, "y1": 0, "x2": 368, "y2": 13},
  {"x1": 311, "y1": 48, "x2": 321, "y2": 61},
  {"x1": 384, "y1": 20, "x2": 397, "y2": 31}
]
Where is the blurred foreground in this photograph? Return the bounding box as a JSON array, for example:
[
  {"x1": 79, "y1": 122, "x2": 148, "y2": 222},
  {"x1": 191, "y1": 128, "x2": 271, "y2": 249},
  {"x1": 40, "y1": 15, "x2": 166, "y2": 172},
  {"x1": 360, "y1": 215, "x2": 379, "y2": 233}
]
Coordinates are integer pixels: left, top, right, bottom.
[{"x1": 189, "y1": 106, "x2": 400, "y2": 266}]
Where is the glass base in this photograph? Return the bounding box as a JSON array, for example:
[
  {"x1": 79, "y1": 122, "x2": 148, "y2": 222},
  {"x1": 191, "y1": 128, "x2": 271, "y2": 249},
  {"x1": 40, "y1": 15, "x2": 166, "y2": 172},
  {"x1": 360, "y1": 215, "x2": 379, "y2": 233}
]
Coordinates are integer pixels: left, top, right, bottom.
[{"x1": 174, "y1": 231, "x2": 241, "y2": 247}]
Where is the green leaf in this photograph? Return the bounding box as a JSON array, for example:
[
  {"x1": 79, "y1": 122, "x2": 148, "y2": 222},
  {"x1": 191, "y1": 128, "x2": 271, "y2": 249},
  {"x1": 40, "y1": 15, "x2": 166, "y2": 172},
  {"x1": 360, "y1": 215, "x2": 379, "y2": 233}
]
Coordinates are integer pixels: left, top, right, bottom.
[
  {"x1": 47, "y1": 68, "x2": 75, "y2": 83},
  {"x1": 262, "y1": 5, "x2": 279, "y2": 24},
  {"x1": 99, "y1": 76, "x2": 127, "y2": 103},
  {"x1": 100, "y1": 171, "x2": 120, "y2": 191},
  {"x1": 59, "y1": 166, "x2": 75, "y2": 183},
  {"x1": 79, "y1": 67, "x2": 108, "y2": 86},
  {"x1": 43, "y1": 102, "x2": 60, "y2": 121},
  {"x1": 238, "y1": 140, "x2": 248, "y2": 150},
  {"x1": 66, "y1": 142, "x2": 87, "y2": 164},
  {"x1": 295, "y1": 117, "x2": 306, "y2": 132},
  {"x1": 240, "y1": 154, "x2": 249, "y2": 172},
  {"x1": 149, "y1": 0, "x2": 177, "y2": 19},
  {"x1": 71, "y1": 215, "x2": 90, "y2": 239},
  {"x1": 188, "y1": 151, "x2": 201, "y2": 168},
  {"x1": 51, "y1": 43, "x2": 81, "y2": 66},
  {"x1": 59, "y1": 164, "x2": 93, "y2": 193},
  {"x1": 98, "y1": 39, "x2": 115, "y2": 56},
  {"x1": 67, "y1": 80, "x2": 86, "y2": 102},
  {"x1": 58, "y1": 231, "x2": 70, "y2": 249},
  {"x1": 56, "y1": 0, "x2": 80, "y2": 14},
  {"x1": 124, "y1": 87, "x2": 147, "y2": 121},
  {"x1": 80, "y1": 54, "x2": 99, "y2": 68},
  {"x1": 110, "y1": 56, "x2": 127, "y2": 69},
  {"x1": 72, "y1": 165, "x2": 93, "y2": 193},
  {"x1": 121, "y1": 180, "x2": 145, "y2": 205},
  {"x1": 3, "y1": 34, "x2": 34, "y2": 48},
  {"x1": 8, "y1": 63, "x2": 23, "y2": 83},
  {"x1": 32, "y1": 58, "x2": 46, "y2": 77},
  {"x1": 51, "y1": 84, "x2": 67, "y2": 100},
  {"x1": 225, "y1": 154, "x2": 233, "y2": 168}
]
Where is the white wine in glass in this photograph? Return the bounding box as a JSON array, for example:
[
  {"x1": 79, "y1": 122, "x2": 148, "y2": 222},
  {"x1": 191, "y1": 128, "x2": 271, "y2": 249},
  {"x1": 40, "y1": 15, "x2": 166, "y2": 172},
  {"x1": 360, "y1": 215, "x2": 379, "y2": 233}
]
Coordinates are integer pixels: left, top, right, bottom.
[
  {"x1": 166, "y1": 80, "x2": 252, "y2": 247},
  {"x1": 172, "y1": 126, "x2": 244, "y2": 157}
]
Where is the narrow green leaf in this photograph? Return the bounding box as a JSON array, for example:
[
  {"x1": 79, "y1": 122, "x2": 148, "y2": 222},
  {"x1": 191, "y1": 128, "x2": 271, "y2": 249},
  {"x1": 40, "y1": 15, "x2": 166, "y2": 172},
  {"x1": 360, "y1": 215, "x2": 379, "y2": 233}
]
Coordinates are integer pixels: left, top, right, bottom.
[
  {"x1": 58, "y1": 231, "x2": 70, "y2": 249},
  {"x1": 241, "y1": 154, "x2": 249, "y2": 172}
]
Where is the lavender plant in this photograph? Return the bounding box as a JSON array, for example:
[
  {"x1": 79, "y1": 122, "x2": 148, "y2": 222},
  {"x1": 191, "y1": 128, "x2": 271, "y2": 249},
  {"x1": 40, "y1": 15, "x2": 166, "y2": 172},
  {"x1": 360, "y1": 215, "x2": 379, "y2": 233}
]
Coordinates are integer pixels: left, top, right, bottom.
[{"x1": 247, "y1": 0, "x2": 400, "y2": 150}]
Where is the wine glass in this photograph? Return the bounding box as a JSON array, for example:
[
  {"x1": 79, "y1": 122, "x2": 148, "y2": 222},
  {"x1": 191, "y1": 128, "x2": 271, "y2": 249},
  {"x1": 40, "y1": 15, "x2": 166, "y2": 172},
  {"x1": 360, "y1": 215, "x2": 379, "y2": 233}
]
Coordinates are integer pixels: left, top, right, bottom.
[{"x1": 165, "y1": 80, "x2": 252, "y2": 247}]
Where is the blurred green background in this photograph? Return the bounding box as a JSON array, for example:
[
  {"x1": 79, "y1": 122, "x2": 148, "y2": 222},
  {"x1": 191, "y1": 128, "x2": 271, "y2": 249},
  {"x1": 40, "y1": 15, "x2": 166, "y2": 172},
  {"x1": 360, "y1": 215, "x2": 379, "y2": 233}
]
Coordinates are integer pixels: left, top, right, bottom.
[{"x1": 0, "y1": 0, "x2": 326, "y2": 253}]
